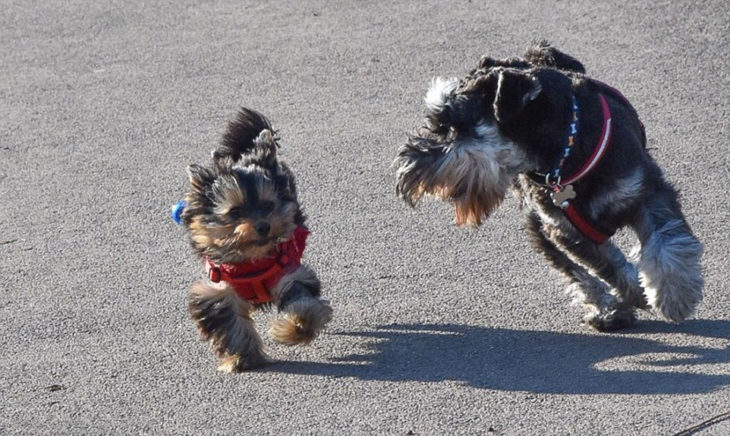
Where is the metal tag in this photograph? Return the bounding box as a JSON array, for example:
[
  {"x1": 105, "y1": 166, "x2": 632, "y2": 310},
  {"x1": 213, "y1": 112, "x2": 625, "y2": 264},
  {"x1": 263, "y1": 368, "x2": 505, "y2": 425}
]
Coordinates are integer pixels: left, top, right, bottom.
[{"x1": 551, "y1": 184, "x2": 576, "y2": 209}]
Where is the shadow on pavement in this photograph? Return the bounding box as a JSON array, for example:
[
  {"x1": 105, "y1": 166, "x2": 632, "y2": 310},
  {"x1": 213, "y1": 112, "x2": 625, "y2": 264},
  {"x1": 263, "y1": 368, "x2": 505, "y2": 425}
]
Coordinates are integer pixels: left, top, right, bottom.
[{"x1": 273, "y1": 320, "x2": 730, "y2": 394}]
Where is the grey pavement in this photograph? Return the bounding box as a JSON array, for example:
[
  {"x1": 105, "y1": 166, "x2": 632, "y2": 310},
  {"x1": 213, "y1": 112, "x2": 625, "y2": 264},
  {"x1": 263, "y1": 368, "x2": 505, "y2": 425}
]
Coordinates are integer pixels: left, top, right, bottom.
[{"x1": 1, "y1": 0, "x2": 729, "y2": 434}]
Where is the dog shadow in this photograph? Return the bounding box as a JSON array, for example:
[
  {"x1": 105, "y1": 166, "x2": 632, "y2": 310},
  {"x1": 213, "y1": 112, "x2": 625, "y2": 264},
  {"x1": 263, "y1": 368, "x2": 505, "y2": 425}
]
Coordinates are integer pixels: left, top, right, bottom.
[{"x1": 272, "y1": 320, "x2": 730, "y2": 394}]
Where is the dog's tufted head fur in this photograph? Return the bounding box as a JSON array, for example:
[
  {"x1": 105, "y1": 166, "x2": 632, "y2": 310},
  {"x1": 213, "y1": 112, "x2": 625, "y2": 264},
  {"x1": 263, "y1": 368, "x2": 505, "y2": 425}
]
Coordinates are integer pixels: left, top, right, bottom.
[
  {"x1": 181, "y1": 108, "x2": 304, "y2": 263},
  {"x1": 394, "y1": 41, "x2": 604, "y2": 226},
  {"x1": 394, "y1": 66, "x2": 562, "y2": 226}
]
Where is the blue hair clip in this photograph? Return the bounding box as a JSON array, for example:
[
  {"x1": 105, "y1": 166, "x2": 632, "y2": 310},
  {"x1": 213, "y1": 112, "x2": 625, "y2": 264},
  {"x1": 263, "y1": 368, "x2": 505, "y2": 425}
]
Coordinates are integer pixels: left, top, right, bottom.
[{"x1": 171, "y1": 200, "x2": 186, "y2": 225}]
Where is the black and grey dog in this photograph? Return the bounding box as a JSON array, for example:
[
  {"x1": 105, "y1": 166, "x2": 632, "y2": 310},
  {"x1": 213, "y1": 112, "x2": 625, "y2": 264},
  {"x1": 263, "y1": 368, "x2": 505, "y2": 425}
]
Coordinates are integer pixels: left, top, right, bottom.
[{"x1": 394, "y1": 42, "x2": 703, "y2": 331}]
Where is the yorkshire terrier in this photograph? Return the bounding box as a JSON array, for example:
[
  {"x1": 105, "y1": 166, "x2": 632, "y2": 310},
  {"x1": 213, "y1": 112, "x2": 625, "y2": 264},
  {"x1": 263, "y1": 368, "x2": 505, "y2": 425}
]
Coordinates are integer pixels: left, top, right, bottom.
[
  {"x1": 175, "y1": 107, "x2": 332, "y2": 372},
  {"x1": 394, "y1": 41, "x2": 703, "y2": 331}
]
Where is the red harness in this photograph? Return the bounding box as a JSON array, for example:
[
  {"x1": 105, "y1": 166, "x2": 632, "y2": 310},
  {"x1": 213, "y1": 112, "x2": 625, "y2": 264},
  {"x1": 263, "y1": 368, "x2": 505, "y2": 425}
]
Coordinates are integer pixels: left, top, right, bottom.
[
  {"x1": 530, "y1": 93, "x2": 616, "y2": 244},
  {"x1": 559, "y1": 93, "x2": 613, "y2": 244},
  {"x1": 205, "y1": 226, "x2": 309, "y2": 304}
]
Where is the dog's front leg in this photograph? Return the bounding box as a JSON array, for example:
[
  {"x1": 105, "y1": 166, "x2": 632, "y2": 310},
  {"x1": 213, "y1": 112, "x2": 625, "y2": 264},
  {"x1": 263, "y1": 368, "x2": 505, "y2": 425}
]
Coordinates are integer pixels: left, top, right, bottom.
[
  {"x1": 188, "y1": 281, "x2": 271, "y2": 372},
  {"x1": 545, "y1": 227, "x2": 649, "y2": 310},
  {"x1": 268, "y1": 265, "x2": 332, "y2": 345},
  {"x1": 524, "y1": 211, "x2": 637, "y2": 331}
]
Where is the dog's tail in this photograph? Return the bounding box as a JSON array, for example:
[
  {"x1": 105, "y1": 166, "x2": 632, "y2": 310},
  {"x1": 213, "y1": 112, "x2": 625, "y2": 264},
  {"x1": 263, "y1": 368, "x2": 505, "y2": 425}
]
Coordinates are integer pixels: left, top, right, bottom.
[{"x1": 212, "y1": 107, "x2": 275, "y2": 165}]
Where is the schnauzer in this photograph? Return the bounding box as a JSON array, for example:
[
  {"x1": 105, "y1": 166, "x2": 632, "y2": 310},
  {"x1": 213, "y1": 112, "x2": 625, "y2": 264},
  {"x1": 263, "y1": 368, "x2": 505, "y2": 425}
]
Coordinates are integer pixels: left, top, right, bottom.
[
  {"x1": 175, "y1": 108, "x2": 332, "y2": 371},
  {"x1": 394, "y1": 42, "x2": 703, "y2": 331}
]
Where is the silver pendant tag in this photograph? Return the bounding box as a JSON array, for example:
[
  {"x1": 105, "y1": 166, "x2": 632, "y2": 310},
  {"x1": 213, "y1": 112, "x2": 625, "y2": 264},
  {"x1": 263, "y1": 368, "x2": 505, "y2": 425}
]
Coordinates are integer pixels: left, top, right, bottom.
[{"x1": 551, "y1": 184, "x2": 576, "y2": 209}]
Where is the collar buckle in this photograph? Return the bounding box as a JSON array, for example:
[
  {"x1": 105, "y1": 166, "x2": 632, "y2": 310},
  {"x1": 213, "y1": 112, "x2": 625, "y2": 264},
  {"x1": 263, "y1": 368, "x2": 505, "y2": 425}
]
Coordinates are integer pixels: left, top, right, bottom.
[{"x1": 545, "y1": 172, "x2": 562, "y2": 188}]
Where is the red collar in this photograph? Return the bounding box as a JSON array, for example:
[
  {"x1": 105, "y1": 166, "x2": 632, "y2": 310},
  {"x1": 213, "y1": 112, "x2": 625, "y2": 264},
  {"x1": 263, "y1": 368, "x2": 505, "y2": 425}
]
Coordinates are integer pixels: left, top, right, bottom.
[{"x1": 205, "y1": 226, "x2": 310, "y2": 304}]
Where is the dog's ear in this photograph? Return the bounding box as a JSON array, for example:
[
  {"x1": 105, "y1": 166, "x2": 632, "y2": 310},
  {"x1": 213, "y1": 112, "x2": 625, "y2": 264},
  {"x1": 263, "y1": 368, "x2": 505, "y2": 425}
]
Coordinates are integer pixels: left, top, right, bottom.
[
  {"x1": 523, "y1": 40, "x2": 586, "y2": 74},
  {"x1": 478, "y1": 55, "x2": 531, "y2": 70},
  {"x1": 253, "y1": 129, "x2": 278, "y2": 165},
  {"x1": 493, "y1": 68, "x2": 542, "y2": 124},
  {"x1": 477, "y1": 55, "x2": 498, "y2": 70},
  {"x1": 187, "y1": 164, "x2": 214, "y2": 193},
  {"x1": 212, "y1": 153, "x2": 236, "y2": 173}
]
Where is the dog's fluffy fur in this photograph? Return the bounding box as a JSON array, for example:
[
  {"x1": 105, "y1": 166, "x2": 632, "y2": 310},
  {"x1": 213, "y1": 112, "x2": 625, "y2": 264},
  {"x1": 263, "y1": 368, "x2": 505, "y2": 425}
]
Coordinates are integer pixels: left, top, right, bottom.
[
  {"x1": 394, "y1": 41, "x2": 703, "y2": 330},
  {"x1": 180, "y1": 108, "x2": 332, "y2": 371}
]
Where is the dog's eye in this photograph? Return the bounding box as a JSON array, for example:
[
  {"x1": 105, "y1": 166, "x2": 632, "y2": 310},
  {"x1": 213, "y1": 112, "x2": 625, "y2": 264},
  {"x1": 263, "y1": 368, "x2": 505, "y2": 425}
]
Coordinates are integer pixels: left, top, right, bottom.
[
  {"x1": 227, "y1": 206, "x2": 249, "y2": 220},
  {"x1": 260, "y1": 201, "x2": 276, "y2": 214}
]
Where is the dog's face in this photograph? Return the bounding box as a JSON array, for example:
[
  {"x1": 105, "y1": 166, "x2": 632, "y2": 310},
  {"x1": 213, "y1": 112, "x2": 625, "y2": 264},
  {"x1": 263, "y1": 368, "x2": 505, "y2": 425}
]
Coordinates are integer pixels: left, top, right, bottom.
[
  {"x1": 394, "y1": 67, "x2": 543, "y2": 226},
  {"x1": 182, "y1": 130, "x2": 300, "y2": 263}
]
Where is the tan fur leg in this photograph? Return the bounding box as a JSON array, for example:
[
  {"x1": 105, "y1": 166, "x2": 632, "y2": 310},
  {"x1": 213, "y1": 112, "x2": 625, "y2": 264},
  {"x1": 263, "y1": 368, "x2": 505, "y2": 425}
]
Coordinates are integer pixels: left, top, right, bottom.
[
  {"x1": 268, "y1": 265, "x2": 332, "y2": 345},
  {"x1": 188, "y1": 281, "x2": 272, "y2": 372},
  {"x1": 270, "y1": 296, "x2": 333, "y2": 345}
]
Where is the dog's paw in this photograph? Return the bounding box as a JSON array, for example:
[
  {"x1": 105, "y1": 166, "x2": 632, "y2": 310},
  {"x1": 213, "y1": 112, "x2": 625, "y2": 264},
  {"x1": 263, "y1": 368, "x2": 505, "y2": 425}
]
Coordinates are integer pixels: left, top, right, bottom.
[
  {"x1": 584, "y1": 304, "x2": 637, "y2": 332},
  {"x1": 625, "y1": 291, "x2": 650, "y2": 311},
  {"x1": 269, "y1": 298, "x2": 333, "y2": 345},
  {"x1": 217, "y1": 352, "x2": 273, "y2": 373},
  {"x1": 647, "y1": 287, "x2": 702, "y2": 323}
]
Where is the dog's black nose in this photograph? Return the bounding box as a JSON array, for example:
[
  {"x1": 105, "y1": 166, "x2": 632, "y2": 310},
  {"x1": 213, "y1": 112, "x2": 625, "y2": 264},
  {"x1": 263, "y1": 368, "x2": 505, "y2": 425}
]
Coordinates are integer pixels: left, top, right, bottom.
[{"x1": 255, "y1": 222, "x2": 270, "y2": 236}]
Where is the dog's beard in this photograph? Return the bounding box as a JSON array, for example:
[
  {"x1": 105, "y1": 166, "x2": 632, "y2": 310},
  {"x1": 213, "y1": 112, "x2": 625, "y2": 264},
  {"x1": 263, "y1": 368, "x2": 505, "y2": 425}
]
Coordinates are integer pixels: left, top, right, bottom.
[{"x1": 395, "y1": 123, "x2": 530, "y2": 226}]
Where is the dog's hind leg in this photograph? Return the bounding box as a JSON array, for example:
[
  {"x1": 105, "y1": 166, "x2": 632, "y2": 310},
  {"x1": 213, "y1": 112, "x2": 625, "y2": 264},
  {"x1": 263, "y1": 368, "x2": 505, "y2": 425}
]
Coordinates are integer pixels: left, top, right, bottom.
[
  {"x1": 524, "y1": 211, "x2": 636, "y2": 331},
  {"x1": 188, "y1": 281, "x2": 271, "y2": 372},
  {"x1": 631, "y1": 184, "x2": 703, "y2": 322}
]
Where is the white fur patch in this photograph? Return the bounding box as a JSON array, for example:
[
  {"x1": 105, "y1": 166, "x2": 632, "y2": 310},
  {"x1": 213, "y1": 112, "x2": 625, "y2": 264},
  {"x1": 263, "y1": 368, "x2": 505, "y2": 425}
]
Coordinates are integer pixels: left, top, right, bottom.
[
  {"x1": 424, "y1": 77, "x2": 459, "y2": 114},
  {"x1": 588, "y1": 168, "x2": 645, "y2": 219},
  {"x1": 637, "y1": 219, "x2": 703, "y2": 322},
  {"x1": 430, "y1": 122, "x2": 533, "y2": 224},
  {"x1": 445, "y1": 122, "x2": 532, "y2": 185},
  {"x1": 565, "y1": 269, "x2": 616, "y2": 308}
]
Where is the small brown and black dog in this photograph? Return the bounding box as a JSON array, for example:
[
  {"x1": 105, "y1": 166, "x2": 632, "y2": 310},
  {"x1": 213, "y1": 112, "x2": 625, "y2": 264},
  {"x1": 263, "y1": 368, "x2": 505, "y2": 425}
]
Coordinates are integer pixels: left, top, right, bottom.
[{"x1": 176, "y1": 108, "x2": 332, "y2": 372}]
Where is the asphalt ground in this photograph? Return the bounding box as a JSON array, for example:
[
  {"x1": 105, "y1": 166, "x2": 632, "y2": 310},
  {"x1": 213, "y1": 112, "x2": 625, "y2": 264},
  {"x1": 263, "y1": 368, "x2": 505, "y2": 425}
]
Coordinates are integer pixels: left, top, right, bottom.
[{"x1": 1, "y1": 0, "x2": 728, "y2": 434}]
